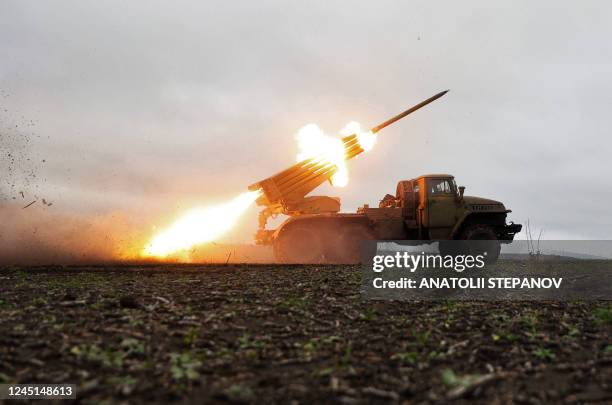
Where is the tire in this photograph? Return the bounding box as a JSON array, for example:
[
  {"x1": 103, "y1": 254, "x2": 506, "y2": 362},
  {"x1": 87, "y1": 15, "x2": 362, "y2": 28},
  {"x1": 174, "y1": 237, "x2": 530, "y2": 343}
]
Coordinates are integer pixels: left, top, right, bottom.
[
  {"x1": 336, "y1": 223, "x2": 375, "y2": 264},
  {"x1": 438, "y1": 240, "x2": 468, "y2": 257},
  {"x1": 460, "y1": 224, "x2": 500, "y2": 264},
  {"x1": 273, "y1": 224, "x2": 325, "y2": 264}
]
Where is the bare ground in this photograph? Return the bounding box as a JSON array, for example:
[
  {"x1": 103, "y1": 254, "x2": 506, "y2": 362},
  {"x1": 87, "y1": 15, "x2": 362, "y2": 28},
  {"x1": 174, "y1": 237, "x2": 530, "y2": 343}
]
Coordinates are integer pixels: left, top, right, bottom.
[{"x1": 0, "y1": 264, "x2": 611, "y2": 404}]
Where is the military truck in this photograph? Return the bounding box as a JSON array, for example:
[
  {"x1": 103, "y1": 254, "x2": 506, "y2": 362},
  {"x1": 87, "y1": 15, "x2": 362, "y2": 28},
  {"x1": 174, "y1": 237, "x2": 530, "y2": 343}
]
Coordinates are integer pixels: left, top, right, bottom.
[{"x1": 248, "y1": 91, "x2": 521, "y2": 263}]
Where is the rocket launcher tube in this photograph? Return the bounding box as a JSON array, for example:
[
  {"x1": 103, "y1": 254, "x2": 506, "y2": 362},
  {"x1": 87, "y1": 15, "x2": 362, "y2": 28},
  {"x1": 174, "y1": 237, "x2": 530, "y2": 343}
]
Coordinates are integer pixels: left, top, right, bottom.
[
  {"x1": 282, "y1": 138, "x2": 363, "y2": 193},
  {"x1": 260, "y1": 135, "x2": 361, "y2": 198},
  {"x1": 248, "y1": 90, "x2": 449, "y2": 207}
]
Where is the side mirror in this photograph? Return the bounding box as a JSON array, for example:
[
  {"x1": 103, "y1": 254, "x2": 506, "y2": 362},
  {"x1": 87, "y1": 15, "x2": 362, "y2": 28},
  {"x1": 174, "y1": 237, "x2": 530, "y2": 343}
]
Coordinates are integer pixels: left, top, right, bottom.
[{"x1": 458, "y1": 186, "x2": 465, "y2": 201}]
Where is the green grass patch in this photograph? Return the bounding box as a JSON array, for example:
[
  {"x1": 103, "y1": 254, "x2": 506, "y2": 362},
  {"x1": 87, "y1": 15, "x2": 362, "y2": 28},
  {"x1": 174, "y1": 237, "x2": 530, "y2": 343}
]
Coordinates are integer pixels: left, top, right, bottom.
[
  {"x1": 594, "y1": 305, "x2": 612, "y2": 325},
  {"x1": 442, "y1": 368, "x2": 485, "y2": 389},
  {"x1": 224, "y1": 384, "x2": 254, "y2": 402},
  {"x1": 359, "y1": 307, "x2": 378, "y2": 321},
  {"x1": 71, "y1": 344, "x2": 126, "y2": 369},
  {"x1": 392, "y1": 351, "x2": 419, "y2": 365},
  {"x1": 532, "y1": 347, "x2": 555, "y2": 361},
  {"x1": 169, "y1": 352, "x2": 202, "y2": 382},
  {"x1": 492, "y1": 331, "x2": 518, "y2": 343}
]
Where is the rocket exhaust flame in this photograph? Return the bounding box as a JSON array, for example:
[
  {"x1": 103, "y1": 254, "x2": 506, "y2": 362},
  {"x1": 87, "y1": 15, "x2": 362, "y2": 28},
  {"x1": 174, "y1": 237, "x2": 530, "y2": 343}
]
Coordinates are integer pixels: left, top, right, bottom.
[
  {"x1": 343, "y1": 121, "x2": 377, "y2": 152},
  {"x1": 296, "y1": 124, "x2": 349, "y2": 187},
  {"x1": 143, "y1": 190, "x2": 261, "y2": 258},
  {"x1": 296, "y1": 121, "x2": 377, "y2": 187}
]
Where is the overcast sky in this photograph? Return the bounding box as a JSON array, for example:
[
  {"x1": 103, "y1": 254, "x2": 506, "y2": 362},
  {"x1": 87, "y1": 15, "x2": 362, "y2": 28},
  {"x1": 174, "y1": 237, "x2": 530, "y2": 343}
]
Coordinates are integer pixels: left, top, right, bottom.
[{"x1": 1, "y1": 0, "x2": 611, "y2": 250}]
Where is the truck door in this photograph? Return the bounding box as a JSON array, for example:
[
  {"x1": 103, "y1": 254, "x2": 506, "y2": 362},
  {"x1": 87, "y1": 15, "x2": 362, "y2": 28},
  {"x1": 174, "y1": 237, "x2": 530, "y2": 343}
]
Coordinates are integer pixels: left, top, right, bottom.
[{"x1": 425, "y1": 177, "x2": 457, "y2": 239}]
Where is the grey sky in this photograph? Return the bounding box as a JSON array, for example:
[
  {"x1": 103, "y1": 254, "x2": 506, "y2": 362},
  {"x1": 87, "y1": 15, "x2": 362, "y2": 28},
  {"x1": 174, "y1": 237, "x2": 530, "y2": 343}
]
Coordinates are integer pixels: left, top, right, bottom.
[{"x1": 1, "y1": 0, "x2": 611, "y2": 246}]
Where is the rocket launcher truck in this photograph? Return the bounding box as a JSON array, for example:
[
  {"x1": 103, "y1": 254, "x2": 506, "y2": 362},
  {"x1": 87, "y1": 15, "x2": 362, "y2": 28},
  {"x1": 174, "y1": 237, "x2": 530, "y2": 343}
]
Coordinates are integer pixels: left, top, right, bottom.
[{"x1": 248, "y1": 91, "x2": 522, "y2": 263}]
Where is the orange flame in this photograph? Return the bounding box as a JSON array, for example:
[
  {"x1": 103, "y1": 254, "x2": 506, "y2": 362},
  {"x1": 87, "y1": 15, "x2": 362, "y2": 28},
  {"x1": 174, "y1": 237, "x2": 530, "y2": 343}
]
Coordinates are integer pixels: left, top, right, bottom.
[
  {"x1": 143, "y1": 190, "x2": 261, "y2": 258},
  {"x1": 295, "y1": 121, "x2": 376, "y2": 187},
  {"x1": 296, "y1": 123, "x2": 349, "y2": 186}
]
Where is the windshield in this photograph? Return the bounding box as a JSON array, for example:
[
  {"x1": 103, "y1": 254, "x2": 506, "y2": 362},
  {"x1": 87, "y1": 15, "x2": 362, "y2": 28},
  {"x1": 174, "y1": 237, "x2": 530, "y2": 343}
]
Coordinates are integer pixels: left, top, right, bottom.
[{"x1": 428, "y1": 178, "x2": 456, "y2": 195}]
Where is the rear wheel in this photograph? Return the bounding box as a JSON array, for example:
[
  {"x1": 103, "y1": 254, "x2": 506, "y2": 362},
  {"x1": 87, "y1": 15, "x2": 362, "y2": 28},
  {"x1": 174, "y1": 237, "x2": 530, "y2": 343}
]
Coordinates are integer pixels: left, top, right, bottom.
[
  {"x1": 460, "y1": 224, "x2": 500, "y2": 264},
  {"x1": 273, "y1": 219, "x2": 374, "y2": 264},
  {"x1": 335, "y1": 223, "x2": 375, "y2": 264},
  {"x1": 273, "y1": 224, "x2": 325, "y2": 264}
]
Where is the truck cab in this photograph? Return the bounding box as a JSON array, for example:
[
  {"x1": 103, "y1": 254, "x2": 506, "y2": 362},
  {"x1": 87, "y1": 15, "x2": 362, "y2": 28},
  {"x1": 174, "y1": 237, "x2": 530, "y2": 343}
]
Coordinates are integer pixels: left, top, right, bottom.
[{"x1": 369, "y1": 174, "x2": 521, "y2": 241}]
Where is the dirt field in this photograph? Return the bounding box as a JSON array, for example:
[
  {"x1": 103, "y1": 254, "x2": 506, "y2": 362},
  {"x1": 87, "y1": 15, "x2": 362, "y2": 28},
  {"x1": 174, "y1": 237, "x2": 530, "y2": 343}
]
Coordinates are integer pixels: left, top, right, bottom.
[{"x1": 1, "y1": 264, "x2": 611, "y2": 404}]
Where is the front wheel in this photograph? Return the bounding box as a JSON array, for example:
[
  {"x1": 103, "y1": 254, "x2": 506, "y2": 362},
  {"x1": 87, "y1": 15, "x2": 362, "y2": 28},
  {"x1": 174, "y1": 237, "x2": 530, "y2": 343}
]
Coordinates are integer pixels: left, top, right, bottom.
[{"x1": 460, "y1": 224, "x2": 501, "y2": 264}]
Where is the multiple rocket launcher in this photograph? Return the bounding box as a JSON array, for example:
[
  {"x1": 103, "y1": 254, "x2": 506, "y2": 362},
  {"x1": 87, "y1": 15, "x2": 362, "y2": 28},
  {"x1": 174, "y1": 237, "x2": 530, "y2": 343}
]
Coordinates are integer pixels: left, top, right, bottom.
[{"x1": 248, "y1": 90, "x2": 449, "y2": 213}]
